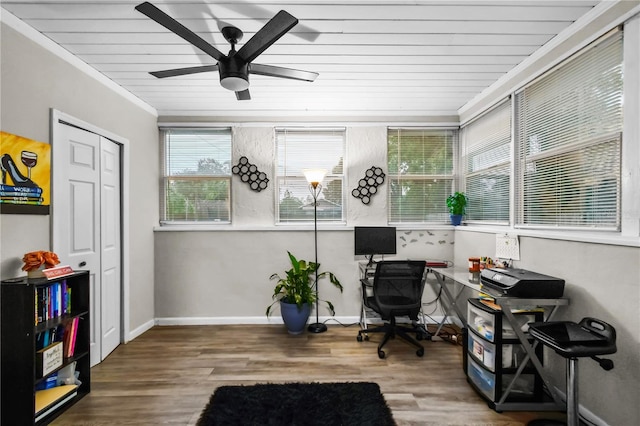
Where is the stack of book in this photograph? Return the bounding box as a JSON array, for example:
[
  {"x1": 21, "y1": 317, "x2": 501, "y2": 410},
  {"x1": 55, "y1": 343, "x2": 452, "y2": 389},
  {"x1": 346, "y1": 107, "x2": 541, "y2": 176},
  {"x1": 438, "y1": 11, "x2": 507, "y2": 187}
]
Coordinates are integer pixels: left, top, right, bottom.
[
  {"x1": 0, "y1": 184, "x2": 43, "y2": 205},
  {"x1": 35, "y1": 280, "x2": 71, "y2": 325}
]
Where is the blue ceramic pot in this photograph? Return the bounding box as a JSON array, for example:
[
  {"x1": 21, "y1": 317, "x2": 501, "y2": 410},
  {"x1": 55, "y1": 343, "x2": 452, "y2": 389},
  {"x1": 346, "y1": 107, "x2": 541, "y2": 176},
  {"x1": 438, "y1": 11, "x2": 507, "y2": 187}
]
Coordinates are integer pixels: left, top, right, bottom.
[
  {"x1": 280, "y1": 300, "x2": 311, "y2": 334},
  {"x1": 450, "y1": 214, "x2": 463, "y2": 226}
]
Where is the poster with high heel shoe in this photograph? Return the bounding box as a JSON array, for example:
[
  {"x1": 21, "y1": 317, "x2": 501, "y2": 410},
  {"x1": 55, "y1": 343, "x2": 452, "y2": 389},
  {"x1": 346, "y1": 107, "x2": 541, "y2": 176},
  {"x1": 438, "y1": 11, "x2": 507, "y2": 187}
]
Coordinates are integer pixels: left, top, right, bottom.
[{"x1": 0, "y1": 131, "x2": 50, "y2": 214}]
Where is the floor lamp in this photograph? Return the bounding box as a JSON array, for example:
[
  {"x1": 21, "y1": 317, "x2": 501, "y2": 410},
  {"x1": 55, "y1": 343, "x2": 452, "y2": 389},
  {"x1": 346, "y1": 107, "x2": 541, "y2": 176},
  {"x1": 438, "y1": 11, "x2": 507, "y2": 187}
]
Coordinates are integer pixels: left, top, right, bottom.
[{"x1": 304, "y1": 169, "x2": 328, "y2": 333}]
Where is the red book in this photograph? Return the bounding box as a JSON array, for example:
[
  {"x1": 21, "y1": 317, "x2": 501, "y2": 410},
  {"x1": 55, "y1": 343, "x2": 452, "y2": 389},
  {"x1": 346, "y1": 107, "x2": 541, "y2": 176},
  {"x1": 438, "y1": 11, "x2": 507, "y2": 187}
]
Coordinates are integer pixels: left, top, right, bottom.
[{"x1": 69, "y1": 317, "x2": 79, "y2": 357}]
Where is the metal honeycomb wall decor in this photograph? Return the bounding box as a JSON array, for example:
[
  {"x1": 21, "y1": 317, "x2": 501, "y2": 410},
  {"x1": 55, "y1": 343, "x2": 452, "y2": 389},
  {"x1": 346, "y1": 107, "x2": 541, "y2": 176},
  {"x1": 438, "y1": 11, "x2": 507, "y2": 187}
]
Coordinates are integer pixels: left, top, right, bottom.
[
  {"x1": 232, "y1": 156, "x2": 269, "y2": 192},
  {"x1": 352, "y1": 166, "x2": 385, "y2": 204}
]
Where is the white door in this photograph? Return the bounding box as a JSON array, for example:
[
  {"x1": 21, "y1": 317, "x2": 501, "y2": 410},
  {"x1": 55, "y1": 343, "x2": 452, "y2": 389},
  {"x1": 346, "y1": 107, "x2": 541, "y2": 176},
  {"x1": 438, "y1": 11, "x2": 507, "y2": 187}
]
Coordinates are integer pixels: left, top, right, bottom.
[
  {"x1": 53, "y1": 121, "x2": 122, "y2": 366},
  {"x1": 100, "y1": 138, "x2": 121, "y2": 358}
]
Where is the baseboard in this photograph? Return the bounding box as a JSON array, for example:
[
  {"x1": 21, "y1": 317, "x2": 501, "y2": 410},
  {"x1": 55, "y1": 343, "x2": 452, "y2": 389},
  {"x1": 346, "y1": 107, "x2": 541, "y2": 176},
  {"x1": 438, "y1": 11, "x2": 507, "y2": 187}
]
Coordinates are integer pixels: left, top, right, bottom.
[
  {"x1": 126, "y1": 319, "x2": 154, "y2": 342},
  {"x1": 551, "y1": 386, "x2": 608, "y2": 426},
  {"x1": 154, "y1": 316, "x2": 362, "y2": 326},
  {"x1": 153, "y1": 315, "x2": 452, "y2": 327}
]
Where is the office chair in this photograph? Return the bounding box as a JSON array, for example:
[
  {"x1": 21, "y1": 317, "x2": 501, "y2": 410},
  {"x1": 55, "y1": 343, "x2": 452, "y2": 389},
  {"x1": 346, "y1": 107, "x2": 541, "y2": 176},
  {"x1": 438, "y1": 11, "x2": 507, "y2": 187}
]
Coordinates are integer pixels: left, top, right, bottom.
[{"x1": 357, "y1": 260, "x2": 427, "y2": 358}]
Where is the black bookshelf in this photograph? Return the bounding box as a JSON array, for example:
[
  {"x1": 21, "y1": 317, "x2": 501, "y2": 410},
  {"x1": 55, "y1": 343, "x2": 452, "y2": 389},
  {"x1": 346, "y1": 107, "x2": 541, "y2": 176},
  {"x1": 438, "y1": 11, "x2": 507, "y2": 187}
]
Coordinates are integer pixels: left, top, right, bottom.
[{"x1": 1, "y1": 271, "x2": 90, "y2": 425}]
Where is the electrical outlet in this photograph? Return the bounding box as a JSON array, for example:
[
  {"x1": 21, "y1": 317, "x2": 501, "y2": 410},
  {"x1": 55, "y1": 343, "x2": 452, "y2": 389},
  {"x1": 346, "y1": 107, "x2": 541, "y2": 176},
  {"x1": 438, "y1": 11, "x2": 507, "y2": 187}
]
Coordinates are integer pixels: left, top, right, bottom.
[{"x1": 496, "y1": 235, "x2": 520, "y2": 260}]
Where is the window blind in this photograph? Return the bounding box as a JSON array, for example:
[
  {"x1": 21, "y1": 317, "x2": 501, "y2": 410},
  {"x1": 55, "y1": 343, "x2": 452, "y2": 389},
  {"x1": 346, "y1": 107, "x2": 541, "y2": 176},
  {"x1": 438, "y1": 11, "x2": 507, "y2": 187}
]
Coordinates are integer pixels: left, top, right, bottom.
[
  {"x1": 461, "y1": 99, "x2": 511, "y2": 223},
  {"x1": 275, "y1": 128, "x2": 345, "y2": 223},
  {"x1": 160, "y1": 128, "x2": 232, "y2": 223},
  {"x1": 388, "y1": 128, "x2": 456, "y2": 223},
  {"x1": 515, "y1": 30, "x2": 623, "y2": 229}
]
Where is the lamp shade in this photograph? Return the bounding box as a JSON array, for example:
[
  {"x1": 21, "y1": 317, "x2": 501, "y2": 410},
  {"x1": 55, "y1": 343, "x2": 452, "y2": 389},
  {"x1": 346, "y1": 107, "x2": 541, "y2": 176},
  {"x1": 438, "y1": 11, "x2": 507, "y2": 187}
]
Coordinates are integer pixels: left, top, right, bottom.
[
  {"x1": 220, "y1": 76, "x2": 249, "y2": 91},
  {"x1": 303, "y1": 169, "x2": 328, "y2": 185}
]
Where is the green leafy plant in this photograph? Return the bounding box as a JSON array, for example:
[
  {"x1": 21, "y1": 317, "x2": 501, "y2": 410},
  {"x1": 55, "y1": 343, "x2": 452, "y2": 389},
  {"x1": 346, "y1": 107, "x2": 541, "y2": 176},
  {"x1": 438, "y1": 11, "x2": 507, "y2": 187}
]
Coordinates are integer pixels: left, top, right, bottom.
[
  {"x1": 266, "y1": 251, "x2": 343, "y2": 317},
  {"x1": 446, "y1": 191, "x2": 468, "y2": 215}
]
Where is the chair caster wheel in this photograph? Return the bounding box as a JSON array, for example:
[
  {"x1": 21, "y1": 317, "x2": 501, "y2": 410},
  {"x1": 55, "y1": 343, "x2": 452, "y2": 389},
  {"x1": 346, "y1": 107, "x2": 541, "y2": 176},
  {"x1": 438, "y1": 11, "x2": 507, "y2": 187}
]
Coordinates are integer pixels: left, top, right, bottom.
[
  {"x1": 416, "y1": 348, "x2": 424, "y2": 357},
  {"x1": 378, "y1": 350, "x2": 386, "y2": 359},
  {"x1": 357, "y1": 334, "x2": 363, "y2": 342}
]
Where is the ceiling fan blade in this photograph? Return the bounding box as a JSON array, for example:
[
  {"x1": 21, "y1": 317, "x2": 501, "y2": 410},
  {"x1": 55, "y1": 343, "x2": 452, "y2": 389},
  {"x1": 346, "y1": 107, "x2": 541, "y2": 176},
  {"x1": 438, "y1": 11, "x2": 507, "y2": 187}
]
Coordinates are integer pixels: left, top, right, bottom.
[
  {"x1": 150, "y1": 65, "x2": 219, "y2": 78},
  {"x1": 236, "y1": 89, "x2": 251, "y2": 100},
  {"x1": 249, "y1": 64, "x2": 318, "y2": 82},
  {"x1": 236, "y1": 10, "x2": 298, "y2": 63},
  {"x1": 135, "y1": 2, "x2": 225, "y2": 61}
]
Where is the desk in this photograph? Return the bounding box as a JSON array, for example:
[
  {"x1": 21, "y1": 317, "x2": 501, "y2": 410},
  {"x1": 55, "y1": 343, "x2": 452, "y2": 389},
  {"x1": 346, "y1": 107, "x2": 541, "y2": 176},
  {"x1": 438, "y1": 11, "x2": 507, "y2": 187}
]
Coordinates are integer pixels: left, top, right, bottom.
[
  {"x1": 429, "y1": 267, "x2": 482, "y2": 336},
  {"x1": 430, "y1": 267, "x2": 570, "y2": 411},
  {"x1": 358, "y1": 263, "x2": 379, "y2": 330}
]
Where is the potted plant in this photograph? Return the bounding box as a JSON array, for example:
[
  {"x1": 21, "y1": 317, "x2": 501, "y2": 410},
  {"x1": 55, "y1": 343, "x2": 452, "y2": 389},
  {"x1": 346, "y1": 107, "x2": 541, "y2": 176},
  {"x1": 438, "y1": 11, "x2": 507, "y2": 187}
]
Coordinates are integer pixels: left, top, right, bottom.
[
  {"x1": 446, "y1": 191, "x2": 467, "y2": 226},
  {"x1": 266, "y1": 251, "x2": 343, "y2": 334}
]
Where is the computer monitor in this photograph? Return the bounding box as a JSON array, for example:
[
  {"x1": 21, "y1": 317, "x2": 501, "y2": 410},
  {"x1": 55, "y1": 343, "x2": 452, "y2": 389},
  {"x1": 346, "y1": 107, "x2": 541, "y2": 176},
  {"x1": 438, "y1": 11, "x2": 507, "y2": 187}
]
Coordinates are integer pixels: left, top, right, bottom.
[{"x1": 354, "y1": 226, "x2": 397, "y2": 266}]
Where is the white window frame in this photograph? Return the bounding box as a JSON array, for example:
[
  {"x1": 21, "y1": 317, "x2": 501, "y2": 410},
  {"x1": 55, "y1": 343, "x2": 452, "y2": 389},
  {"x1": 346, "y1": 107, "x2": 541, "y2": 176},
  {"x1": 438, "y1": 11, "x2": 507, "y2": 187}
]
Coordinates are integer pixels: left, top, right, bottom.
[
  {"x1": 387, "y1": 127, "x2": 457, "y2": 224},
  {"x1": 514, "y1": 30, "x2": 623, "y2": 231},
  {"x1": 461, "y1": 99, "x2": 512, "y2": 225},
  {"x1": 275, "y1": 127, "x2": 346, "y2": 224},
  {"x1": 160, "y1": 128, "x2": 232, "y2": 225}
]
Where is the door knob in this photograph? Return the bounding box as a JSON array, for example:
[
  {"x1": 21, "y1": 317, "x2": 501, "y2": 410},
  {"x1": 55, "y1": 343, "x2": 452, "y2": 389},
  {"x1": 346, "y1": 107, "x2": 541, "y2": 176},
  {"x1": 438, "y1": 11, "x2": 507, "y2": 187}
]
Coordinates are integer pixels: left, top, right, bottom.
[{"x1": 79, "y1": 261, "x2": 87, "y2": 267}]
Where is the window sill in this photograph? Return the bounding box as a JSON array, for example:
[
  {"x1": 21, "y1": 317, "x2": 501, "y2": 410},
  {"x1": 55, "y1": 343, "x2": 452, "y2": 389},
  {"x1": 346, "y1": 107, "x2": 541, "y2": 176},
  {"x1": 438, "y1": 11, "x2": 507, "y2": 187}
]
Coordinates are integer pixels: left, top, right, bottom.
[
  {"x1": 153, "y1": 223, "x2": 456, "y2": 232},
  {"x1": 457, "y1": 224, "x2": 640, "y2": 248}
]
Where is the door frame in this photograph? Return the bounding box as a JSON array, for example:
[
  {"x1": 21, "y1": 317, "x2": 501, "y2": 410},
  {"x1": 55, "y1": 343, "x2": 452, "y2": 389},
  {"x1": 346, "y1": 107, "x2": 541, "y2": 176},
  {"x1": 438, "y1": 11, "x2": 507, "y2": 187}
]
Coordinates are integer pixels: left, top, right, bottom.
[{"x1": 50, "y1": 109, "x2": 131, "y2": 346}]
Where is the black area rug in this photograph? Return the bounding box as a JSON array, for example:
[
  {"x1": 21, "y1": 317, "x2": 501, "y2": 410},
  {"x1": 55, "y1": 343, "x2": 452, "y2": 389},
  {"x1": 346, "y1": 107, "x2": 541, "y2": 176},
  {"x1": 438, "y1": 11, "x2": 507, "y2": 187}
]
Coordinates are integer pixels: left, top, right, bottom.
[{"x1": 196, "y1": 382, "x2": 396, "y2": 426}]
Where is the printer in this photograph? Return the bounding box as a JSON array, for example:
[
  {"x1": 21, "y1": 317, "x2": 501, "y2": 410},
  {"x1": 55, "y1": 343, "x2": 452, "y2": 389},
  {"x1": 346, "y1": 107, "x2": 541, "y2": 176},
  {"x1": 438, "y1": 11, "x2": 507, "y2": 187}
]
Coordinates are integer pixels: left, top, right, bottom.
[{"x1": 480, "y1": 267, "x2": 565, "y2": 298}]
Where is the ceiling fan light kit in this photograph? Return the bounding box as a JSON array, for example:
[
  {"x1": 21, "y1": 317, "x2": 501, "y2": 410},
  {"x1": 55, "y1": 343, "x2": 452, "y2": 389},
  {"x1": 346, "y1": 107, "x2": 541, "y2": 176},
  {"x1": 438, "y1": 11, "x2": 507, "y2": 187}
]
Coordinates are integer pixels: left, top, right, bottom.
[{"x1": 135, "y1": 2, "x2": 318, "y2": 100}]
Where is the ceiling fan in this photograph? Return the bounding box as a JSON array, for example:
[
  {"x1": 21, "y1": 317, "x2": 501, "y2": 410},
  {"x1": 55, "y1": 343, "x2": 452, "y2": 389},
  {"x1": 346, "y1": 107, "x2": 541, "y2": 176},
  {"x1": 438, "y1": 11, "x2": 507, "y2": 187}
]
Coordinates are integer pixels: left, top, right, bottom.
[{"x1": 135, "y1": 2, "x2": 318, "y2": 100}]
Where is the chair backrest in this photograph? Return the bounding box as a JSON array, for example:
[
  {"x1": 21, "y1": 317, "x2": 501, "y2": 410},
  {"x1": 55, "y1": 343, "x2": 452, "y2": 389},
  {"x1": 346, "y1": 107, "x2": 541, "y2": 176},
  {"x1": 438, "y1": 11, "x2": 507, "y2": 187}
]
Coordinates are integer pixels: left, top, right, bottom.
[{"x1": 372, "y1": 260, "x2": 426, "y2": 320}]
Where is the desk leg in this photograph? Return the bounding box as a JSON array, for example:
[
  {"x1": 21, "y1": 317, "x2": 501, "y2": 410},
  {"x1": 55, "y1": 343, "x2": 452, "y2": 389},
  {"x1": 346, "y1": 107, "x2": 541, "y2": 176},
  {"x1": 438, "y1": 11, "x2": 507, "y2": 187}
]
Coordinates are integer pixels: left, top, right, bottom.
[
  {"x1": 432, "y1": 272, "x2": 468, "y2": 338},
  {"x1": 499, "y1": 307, "x2": 564, "y2": 408}
]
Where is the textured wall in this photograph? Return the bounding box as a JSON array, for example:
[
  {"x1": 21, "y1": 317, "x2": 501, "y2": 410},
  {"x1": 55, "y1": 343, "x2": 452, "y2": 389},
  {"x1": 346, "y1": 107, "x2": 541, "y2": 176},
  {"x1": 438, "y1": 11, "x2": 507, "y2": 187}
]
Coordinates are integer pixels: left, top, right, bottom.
[
  {"x1": 454, "y1": 230, "x2": 640, "y2": 425},
  {"x1": 0, "y1": 22, "x2": 159, "y2": 335},
  {"x1": 154, "y1": 125, "x2": 456, "y2": 320}
]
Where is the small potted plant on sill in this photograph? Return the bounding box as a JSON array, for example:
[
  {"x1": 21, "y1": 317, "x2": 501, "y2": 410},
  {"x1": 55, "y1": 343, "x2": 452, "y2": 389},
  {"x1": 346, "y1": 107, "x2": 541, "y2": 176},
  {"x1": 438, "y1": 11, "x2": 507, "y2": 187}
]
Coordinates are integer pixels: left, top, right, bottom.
[
  {"x1": 266, "y1": 251, "x2": 343, "y2": 334},
  {"x1": 446, "y1": 191, "x2": 467, "y2": 226}
]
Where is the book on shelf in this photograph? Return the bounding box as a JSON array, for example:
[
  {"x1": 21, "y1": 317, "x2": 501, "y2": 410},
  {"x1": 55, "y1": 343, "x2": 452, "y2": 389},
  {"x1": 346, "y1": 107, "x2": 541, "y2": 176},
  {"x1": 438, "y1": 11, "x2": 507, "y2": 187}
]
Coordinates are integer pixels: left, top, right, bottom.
[
  {"x1": 63, "y1": 317, "x2": 80, "y2": 358},
  {"x1": 35, "y1": 280, "x2": 71, "y2": 325},
  {"x1": 35, "y1": 384, "x2": 78, "y2": 421}
]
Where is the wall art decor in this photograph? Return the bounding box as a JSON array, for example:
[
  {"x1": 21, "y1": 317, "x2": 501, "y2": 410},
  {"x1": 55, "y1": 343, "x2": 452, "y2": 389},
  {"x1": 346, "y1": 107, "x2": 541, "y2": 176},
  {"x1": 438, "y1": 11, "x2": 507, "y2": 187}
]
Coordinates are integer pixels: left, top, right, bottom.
[
  {"x1": 351, "y1": 166, "x2": 385, "y2": 205},
  {"x1": 232, "y1": 156, "x2": 269, "y2": 192},
  {"x1": 0, "y1": 131, "x2": 51, "y2": 215}
]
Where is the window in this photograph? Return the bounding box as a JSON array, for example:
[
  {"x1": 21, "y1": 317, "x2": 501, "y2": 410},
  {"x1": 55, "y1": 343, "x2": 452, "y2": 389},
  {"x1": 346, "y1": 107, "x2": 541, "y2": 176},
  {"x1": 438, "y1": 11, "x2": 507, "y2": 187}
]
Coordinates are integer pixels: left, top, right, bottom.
[
  {"x1": 461, "y1": 99, "x2": 511, "y2": 224},
  {"x1": 275, "y1": 128, "x2": 345, "y2": 223},
  {"x1": 514, "y1": 30, "x2": 623, "y2": 230},
  {"x1": 160, "y1": 128, "x2": 232, "y2": 224},
  {"x1": 388, "y1": 128, "x2": 456, "y2": 223}
]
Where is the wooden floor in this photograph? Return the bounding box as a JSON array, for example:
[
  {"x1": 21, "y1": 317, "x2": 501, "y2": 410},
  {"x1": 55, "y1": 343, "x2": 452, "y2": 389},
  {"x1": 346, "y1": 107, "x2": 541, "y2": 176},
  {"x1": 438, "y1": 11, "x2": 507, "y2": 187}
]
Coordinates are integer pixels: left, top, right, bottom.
[{"x1": 52, "y1": 324, "x2": 565, "y2": 425}]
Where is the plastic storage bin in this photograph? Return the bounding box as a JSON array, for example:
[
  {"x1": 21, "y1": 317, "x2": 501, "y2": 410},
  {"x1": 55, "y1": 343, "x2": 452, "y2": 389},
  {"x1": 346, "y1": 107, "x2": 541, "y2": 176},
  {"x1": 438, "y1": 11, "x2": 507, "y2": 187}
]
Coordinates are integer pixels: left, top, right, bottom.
[
  {"x1": 468, "y1": 357, "x2": 495, "y2": 400},
  {"x1": 468, "y1": 302, "x2": 496, "y2": 341},
  {"x1": 465, "y1": 298, "x2": 545, "y2": 409}
]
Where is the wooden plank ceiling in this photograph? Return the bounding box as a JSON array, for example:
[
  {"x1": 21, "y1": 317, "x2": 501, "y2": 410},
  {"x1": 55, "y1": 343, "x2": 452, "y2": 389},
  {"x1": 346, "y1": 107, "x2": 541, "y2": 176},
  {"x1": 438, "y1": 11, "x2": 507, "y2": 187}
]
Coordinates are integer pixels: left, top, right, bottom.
[{"x1": 1, "y1": 0, "x2": 600, "y2": 119}]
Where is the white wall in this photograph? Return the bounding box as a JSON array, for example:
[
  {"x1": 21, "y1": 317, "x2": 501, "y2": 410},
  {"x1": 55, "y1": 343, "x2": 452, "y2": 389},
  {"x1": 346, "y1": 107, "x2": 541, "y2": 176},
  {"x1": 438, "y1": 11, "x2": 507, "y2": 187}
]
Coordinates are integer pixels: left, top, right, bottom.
[
  {"x1": 3, "y1": 2, "x2": 636, "y2": 424},
  {"x1": 454, "y1": 230, "x2": 640, "y2": 425},
  {"x1": 0, "y1": 20, "x2": 159, "y2": 335},
  {"x1": 154, "y1": 228, "x2": 454, "y2": 322},
  {"x1": 154, "y1": 125, "x2": 456, "y2": 322}
]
